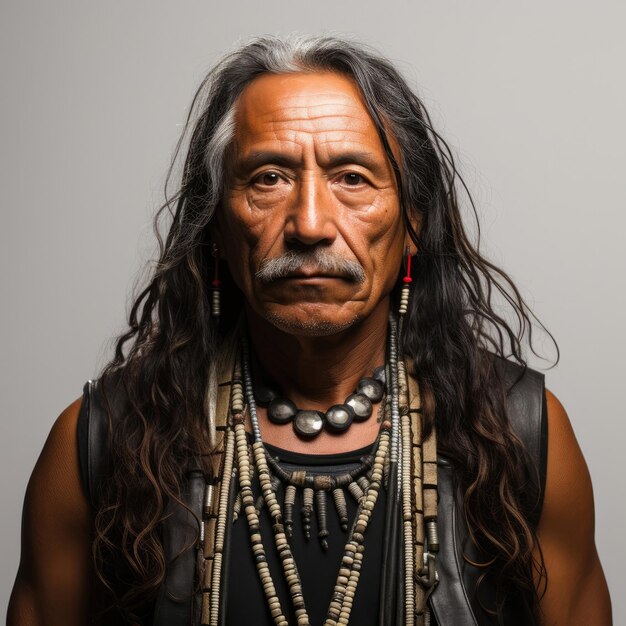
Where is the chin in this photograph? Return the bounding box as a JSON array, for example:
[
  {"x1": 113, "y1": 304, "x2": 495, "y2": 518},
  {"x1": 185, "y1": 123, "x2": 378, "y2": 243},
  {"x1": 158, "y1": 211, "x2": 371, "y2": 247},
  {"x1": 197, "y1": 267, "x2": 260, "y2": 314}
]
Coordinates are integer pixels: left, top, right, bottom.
[{"x1": 264, "y1": 310, "x2": 361, "y2": 337}]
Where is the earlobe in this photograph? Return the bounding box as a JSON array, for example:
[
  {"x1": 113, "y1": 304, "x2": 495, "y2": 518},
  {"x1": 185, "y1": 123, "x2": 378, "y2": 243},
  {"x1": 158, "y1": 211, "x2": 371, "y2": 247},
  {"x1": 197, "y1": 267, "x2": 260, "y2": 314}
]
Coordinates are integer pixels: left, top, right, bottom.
[
  {"x1": 210, "y1": 212, "x2": 225, "y2": 253},
  {"x1": 402, "y1": 209, "x2": 421, "y2": 255},
  {"x1": 403, "y1": 232, "x2": 418, "y2": 257},
  {"x1": 211, "y1": 231, "x2": 223, "y2": 253},
  {"x1": 404, "y1": 242, "x2": 418, "y2": 257}
]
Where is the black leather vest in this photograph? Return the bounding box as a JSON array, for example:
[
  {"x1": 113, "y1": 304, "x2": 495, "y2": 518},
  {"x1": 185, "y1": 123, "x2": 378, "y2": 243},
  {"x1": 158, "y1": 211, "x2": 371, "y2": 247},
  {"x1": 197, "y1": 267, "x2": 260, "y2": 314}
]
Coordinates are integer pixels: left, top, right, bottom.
[{"x1": 77, "y1": 357, "x2": 547, "y2": 626}]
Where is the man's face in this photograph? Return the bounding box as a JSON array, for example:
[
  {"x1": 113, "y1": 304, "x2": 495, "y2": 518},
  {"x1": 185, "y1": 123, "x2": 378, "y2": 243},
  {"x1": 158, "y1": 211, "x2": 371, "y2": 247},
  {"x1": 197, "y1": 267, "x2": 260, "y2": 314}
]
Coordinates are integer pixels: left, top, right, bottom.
[{"x1": 217, "y1": 71, "x2": 406, "y2": 336}]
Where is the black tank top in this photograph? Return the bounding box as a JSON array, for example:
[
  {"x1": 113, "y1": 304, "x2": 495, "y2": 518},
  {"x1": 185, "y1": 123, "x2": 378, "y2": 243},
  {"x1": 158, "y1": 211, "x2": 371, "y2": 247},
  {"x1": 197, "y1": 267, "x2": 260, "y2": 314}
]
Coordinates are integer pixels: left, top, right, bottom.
[{"x1": 225, "y1": 435, "x2": 387, "y2": 625}]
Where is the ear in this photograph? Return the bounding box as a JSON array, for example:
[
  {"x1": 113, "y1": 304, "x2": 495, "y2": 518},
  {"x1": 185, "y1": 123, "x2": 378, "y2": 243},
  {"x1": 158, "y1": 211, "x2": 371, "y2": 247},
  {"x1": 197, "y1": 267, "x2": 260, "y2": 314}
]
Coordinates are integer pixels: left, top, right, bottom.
[
  {"x1": 402, "y1": 210, "x2": 421, "y2": 256},
  {"x1": 211, "y1": 229, "x2": 223, "y2": 254},
  {"x1": 403, "y1": 233, "x2": 417, "y2": 256},
  {"x1": 209, "y1": 204, "x2": 226, "y2": 253}
]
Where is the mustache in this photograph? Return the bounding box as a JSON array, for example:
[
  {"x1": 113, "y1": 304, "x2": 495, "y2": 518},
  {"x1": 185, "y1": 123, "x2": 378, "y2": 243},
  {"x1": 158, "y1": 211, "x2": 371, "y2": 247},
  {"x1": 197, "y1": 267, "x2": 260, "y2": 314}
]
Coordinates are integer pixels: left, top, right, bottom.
[{"x1": 255, "y1": 249, "x2": 366, "y2": 284}]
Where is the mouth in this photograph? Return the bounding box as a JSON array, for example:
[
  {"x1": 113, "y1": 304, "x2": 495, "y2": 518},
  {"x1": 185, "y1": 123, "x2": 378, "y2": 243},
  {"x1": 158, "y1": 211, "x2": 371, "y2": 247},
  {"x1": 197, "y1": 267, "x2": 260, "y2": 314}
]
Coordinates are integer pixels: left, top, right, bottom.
[{"x1": 278, "y1": 272, "x2": 349, "y2": 282}]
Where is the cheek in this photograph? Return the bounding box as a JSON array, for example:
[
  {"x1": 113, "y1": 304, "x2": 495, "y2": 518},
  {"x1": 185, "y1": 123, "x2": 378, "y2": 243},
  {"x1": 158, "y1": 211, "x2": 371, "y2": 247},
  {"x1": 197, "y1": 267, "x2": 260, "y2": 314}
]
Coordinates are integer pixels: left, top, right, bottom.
[
  {"x1": 348, "y1": 197, "x2": 404, "y2": 274},
  {"x1": 224, "y1": 188, "x2": 289, "y2": 242},
  {"x1": 220, "y1": 194, "x2": 284, "y2": 281},
  {"x1": 218, "y1": 200, "x2": 253, "y2": 284},
  {"x1": 372, "y1": 236, "x2": 403, "y2": 289},
  {"x1": 369, "y1": 230, "x2": 405, "y2": 294}
]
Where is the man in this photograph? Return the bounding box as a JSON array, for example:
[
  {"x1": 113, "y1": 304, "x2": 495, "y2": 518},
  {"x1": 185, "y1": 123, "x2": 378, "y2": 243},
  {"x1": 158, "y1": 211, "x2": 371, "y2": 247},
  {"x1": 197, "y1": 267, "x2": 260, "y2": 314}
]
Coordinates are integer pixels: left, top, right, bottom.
[{"x1": 8, "y1": 35, "x2": 611, "y2": 625}]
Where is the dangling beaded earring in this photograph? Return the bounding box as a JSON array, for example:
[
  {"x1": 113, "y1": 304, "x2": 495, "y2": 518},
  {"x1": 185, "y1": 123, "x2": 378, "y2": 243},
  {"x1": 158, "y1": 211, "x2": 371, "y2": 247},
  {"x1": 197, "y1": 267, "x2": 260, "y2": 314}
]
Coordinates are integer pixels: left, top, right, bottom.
[
  {"x1": 399, "y1": 245, "x2": 413, "y2": 317},
  {"x1": 211, "y1": 242, "x2": 221, "y2": 320}
]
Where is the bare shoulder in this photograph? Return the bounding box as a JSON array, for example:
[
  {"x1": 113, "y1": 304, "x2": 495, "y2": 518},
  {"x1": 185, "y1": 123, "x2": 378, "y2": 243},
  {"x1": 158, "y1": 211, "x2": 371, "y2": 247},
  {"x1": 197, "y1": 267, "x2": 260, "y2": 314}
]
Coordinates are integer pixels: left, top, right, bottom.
[
  {"x1": 25, "y1": 396, "x2": 90, "y2": 534},
  {"x1": 541, "y1": 389, "x2": 592, "y2": 525},
  {"x1": 535, "y1": 388, "x2": 612, "y2": 625},
  {"x1": 8, "y1": 396, "x2": 93, "y2": 626}
]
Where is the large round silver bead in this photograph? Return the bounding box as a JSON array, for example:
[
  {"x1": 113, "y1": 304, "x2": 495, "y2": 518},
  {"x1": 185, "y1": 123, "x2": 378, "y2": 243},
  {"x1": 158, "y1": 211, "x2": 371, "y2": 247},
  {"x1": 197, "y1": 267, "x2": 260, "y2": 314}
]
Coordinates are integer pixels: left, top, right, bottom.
[
  {"x1": 254, "y1": 382, "x2": 279, "y2": 406},
  {"x1": 268, "y1": 398, "x2": 297, "y2": 424},
  {"x1": 356, "y1": 377, "x2": 384, "y2": 403},
  {"x1": 372, "y1": 365, "x2": 386, "y2": 385},
  {"x1": 293, "y1": 410, "x2": 324, "y2": 438},
  {"x1": 345, "y1": 393, "x2": 373, "y2": 422},
  {"x1": 325, "y1": 404, "x2": 355, "y2": 432}
]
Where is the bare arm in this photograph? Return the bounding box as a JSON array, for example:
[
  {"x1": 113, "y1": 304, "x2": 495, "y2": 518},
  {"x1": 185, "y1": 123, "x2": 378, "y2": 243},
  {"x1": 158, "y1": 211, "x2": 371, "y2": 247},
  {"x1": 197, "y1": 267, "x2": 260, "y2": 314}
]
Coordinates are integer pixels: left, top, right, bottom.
[
  {"x1": 7, "y1": 397, "x2": 93, "y2": 626},
  {"x1": 536, "y1": 389, "x2": 612, "y2": 625}
]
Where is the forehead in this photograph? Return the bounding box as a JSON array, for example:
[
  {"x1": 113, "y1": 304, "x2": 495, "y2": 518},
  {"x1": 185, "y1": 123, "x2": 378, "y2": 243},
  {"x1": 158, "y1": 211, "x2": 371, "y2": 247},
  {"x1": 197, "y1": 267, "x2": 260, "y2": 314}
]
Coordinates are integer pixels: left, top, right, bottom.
[{"x1": 231, "y1": 71, "x2": 387, "y2": 158}]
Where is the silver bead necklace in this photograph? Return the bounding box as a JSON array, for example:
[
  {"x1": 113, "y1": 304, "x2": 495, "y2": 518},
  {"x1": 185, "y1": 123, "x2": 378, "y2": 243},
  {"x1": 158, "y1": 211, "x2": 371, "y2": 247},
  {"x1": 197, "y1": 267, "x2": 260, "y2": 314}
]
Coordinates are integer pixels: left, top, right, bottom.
[{"x1": 253, "y1": 364, "x2": 387, "y2": 439}]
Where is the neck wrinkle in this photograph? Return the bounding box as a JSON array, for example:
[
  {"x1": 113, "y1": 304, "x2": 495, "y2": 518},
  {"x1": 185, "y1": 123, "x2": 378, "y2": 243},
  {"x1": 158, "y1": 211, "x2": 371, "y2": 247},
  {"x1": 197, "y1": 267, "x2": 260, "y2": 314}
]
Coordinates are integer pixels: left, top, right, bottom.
[{"x1": 245, "y1": 298, "x2": 390, "y2": 410}]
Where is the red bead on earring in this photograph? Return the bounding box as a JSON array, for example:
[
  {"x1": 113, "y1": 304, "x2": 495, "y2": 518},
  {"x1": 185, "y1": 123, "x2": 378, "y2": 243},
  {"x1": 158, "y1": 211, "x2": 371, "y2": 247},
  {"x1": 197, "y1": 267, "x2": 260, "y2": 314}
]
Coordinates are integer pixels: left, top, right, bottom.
[
  {"x1": 211, "y1": 244, "x2": 221, "y2": 319},
  {"x1": 399, "y1": 245, "x2": 412, "y2": 316}
]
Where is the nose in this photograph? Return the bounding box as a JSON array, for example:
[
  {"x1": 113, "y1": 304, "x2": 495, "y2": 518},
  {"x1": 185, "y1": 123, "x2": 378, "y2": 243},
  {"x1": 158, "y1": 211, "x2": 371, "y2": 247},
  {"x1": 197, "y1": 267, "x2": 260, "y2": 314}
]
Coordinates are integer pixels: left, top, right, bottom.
[{"x1": 283, "y1": 171, "x2": 338, "y2": 248}]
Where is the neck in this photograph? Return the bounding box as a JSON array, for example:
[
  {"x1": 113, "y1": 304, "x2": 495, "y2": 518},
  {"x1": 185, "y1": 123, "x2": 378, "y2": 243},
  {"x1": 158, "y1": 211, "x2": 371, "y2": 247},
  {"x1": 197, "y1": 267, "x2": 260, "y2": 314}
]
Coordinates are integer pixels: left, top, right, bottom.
[{"x1": 246, "y1": 299, "x2": 389, "y2": 411}]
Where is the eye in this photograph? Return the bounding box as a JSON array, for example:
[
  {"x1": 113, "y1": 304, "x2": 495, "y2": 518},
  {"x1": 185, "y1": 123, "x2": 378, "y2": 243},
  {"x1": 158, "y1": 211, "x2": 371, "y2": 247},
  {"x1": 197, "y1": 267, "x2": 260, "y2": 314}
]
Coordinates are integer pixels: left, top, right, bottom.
[
  {"x1": 253, "y1": 171, "x2": 281, "y2": 187},
  {"x1": 341, "y1": 172, "x2": 366, "y2": 186}
]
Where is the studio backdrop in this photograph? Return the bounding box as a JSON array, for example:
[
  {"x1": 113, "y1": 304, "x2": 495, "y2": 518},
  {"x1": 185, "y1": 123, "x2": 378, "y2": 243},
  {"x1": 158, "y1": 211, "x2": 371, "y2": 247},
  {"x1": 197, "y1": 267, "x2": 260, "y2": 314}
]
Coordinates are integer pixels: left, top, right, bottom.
[{"x1": 1, "y1": 0, "x2": 624, "y2": 622}]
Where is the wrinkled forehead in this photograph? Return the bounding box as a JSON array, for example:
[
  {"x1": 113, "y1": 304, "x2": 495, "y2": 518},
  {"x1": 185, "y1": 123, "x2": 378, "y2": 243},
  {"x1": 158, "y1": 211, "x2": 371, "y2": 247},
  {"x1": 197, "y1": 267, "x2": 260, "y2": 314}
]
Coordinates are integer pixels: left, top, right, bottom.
[
  {"x1": 235, "y1": 71, "x2": 372, "y2": 130},
  {"x1": 228, "y1": 71, "x2": 402, "y2": 169}
]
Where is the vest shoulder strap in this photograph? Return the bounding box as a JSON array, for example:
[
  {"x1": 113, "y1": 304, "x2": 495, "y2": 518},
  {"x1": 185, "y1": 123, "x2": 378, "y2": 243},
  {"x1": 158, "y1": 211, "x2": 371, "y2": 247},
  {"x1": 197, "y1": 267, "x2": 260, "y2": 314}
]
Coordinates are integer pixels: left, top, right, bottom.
[
  {"x1": 429, "y1": 357, "x2": 547, "y2": 626},
  {"x1": 77, "y1": 336, "x2": 238, "y2": 626},
  {"x1": 77, "y1": 378, "x2": 110, "y2": 508},
  {"x1": 494, "y1": 356, "x2": 548, "y2": 528},
  {"x1": 77, "y1": 373, "x2": 215, "y2": 626}
]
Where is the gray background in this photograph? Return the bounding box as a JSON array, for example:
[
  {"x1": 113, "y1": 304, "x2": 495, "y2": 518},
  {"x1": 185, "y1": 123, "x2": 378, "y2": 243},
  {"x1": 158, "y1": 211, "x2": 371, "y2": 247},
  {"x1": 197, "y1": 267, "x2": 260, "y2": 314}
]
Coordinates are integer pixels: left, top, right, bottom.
[{"x1": 2, "y1": 0, "x2": 624, "y2": 622}]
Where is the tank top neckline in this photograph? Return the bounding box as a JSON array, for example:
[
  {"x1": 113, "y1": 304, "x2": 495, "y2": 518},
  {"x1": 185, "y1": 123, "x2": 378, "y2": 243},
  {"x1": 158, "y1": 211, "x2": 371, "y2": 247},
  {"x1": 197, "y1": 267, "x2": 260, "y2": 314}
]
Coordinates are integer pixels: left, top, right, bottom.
[{"x1": 244, "y1": 430, "x2": 378, "y2": 466}]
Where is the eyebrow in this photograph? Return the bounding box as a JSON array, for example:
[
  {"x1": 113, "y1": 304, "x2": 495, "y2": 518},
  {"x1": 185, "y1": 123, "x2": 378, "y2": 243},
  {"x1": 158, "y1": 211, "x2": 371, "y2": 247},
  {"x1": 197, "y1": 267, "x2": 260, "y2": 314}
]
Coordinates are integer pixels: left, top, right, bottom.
[{"x1": 232, "y1": 150, "x2": 388, "y2": 177}]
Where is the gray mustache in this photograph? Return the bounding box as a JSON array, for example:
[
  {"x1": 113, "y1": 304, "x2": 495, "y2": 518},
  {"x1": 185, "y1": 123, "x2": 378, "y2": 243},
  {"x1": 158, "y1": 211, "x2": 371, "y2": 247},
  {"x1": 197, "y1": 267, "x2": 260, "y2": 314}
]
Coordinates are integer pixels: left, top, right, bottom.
[{"x1": 256, "y1": 250, "x2": 365, "y2": 284}]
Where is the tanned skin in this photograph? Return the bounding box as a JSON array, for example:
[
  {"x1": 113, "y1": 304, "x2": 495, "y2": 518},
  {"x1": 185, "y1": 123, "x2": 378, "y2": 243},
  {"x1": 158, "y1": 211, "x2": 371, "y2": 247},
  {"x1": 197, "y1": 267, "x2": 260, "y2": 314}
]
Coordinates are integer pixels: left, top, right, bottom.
[
  {"x1": 8, "y1": 71, "x2": 612, "y2": 625},
  {"x1": 535, "y1": 390, "x2": 612, "y2": 624}
]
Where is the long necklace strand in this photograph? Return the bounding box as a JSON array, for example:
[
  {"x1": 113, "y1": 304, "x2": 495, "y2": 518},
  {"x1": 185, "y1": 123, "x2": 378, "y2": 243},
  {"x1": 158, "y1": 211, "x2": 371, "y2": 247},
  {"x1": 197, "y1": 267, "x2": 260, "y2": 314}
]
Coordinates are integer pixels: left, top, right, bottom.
[
  {"x1": 332, "y1": 428, "x2": 391, "y2": 626},
  {"x1": 200, "y1": 353, "x2": 240, "y2": 626},
  {"x1": 241, "y1": 337, "x2": 309, "y2": 625},
  {"x1": 239, "y1": 334, "x2": 393, "y2": 626},
  {"x1": 398, "y1": 358, "x2": 415, "y2": 625},
  {"x1": 207, "y1": 425, "x2": 236, "y2": 626},
  {"x1": 233, "y1": 415, "x2": 290, "y2": 624},
  {"x1": 209, "y1": 357, "x2": 243, "y2": 625},
  {"x1": 379, "y1": 314, "x2": 402, "y2": 625},
  {"x1": 388, "y1": 315, "x2": 401, "y2": 471}
]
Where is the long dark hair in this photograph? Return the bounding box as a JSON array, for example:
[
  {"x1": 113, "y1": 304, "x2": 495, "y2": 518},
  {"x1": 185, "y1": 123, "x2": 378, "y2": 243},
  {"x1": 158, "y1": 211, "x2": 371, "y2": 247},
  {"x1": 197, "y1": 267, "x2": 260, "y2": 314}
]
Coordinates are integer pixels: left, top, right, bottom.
[{"x1": 94, "y1": 34, "x2": 556, "y2": 622}]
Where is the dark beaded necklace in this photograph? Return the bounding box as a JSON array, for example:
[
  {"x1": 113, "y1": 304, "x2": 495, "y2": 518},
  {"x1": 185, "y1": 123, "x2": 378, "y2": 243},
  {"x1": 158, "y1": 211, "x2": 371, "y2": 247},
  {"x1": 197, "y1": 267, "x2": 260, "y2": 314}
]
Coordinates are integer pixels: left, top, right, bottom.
[
  {"x1": 254, "y1": 365, "x2": 387, "y2": 439},
  {"x1": 264, "y1": 445, "x2": 378, "y2": 549}
]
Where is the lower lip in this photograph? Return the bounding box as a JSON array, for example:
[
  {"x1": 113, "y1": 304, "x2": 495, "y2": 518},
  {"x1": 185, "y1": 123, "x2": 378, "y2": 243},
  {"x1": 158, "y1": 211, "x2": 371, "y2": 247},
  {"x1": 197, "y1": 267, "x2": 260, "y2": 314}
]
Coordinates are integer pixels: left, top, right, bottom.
[
  {"x1": 281, "y1": 276, "x2": 344, "y2": 283},
  {"x1": 268, "y1": 276, "x2": 349, "y2": 288}
]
